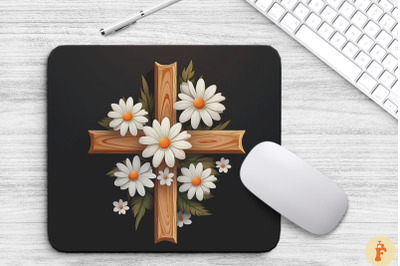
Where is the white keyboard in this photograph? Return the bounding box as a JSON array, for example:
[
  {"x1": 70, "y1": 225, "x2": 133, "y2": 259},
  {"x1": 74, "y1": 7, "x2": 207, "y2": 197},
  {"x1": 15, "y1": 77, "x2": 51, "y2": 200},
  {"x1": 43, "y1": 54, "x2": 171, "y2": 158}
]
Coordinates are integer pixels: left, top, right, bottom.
[{"x1": 246, "y1": 0, "x2": 398, "y2": 119}]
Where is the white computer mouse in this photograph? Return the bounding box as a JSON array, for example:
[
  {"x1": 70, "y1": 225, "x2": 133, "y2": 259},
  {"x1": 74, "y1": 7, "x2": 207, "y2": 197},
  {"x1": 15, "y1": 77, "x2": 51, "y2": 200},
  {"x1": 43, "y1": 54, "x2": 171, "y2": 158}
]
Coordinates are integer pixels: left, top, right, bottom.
[{"x1": 240, "y1": 141, "x2": 347, "y2": 235}]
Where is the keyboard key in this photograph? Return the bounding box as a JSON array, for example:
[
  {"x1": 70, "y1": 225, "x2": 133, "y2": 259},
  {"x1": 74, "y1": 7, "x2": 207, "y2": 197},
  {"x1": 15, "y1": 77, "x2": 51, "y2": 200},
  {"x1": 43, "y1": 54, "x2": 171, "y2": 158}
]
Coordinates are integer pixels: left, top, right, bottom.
[
  {"x1": 380, "y1": 71, "x2": 396, "y2": 87},
  {"x1": 388, "y1": 40, "x2": 398, "y2": 56},
  {"x1": 327, "y1": 0, "x2": 344, "y2": 9},
  {"x1": 318, "y1": 23, "x2": 335, "y2": 39},
  {"x1": 321, "y1": 6, "x2": 338, "y2": 23},
  {"x1": 281, "y1": 0, "x2": 297, "y2": 10},
  {"x1": 343, "y1": 42, "x2": 359, "y2": 58},
  {"x1": 309, "y1": 0, "x2": 325, "y2": 13},
  {"x1": 372, "y1": 85, "x2": 390, "y2": 102},
  {"x1": 376, "y1": 30, "x2": 393, "y2": 47},
  {"x1": 367, "y1": 4, "x2": 384, "y2": 21},
  {"x1": 358, "y1": 73, "x2": 377, "y2": 92},
  {"x1": 355, "y1": 51, "x2": 371, "y2": 68},
  {"x1": 367, "y1": 61, "x2": 384, "y2": 78},
  {"x1": 296, "y1": 25, "x2": 361, "y2": 81},
  {"x1": 358, "y1": 35, "x2": 374, "y2": 51},
  {"x1": 345, "y1": 25, "x2": 362, "y2": 42},
  {"x1": 339, "y1": 1, "x2": 356, "y2": 17},
  {"x1": 351, "y1": 11, "x2": 368, "y2": 28},
  {"x1": 392, "y1": 8, "x2": 398, "y2": 18},
  {"x1": 281, "y1": 13, "x2": 301, "y2": 32},
  {"x1": 333, "y1": 15, "x2": 349, "y2": 32},
  {"x1": 391, "y1": 24, "x2": 398, "y2": 37},
  {"x1": 293, "y1": 3, "x2": 310, "y2": 20},
  {"x1": 370, "y1": 44, "x2": 386, "y2": 61},
  {"x1": 268, "y1": 3, "x2": 286, "y2": 21},
  {"x1": 331, "y1": 32, "x2": 347, "y2": 49},
  {"x1": 306, "y1": 13, "x2": 322, "y2": 30},
  {"x1": 256, "y1": 0, "x2": 273, "y2": 12},
  {"x1": 364, "y1": 21, "x2": 380, "y2": 37},
  {"x1": 379, "y1": 0, "x2": 394, "y2": 12},
  {"x1": 392, "y1": 81, "x2": 399, "y2": 94},
  {"x1": 384, "y1": 99, "x2": 397, "y2": 112},
  {"x1": 379, "y1": 14, "x2": 396, "y2": 31},
  {"x1": 354, "y1": 0, "x2": 371, "y2": 11},
  {"x1": 382, "y1": 54, "x2": 397, "y2": 71}
]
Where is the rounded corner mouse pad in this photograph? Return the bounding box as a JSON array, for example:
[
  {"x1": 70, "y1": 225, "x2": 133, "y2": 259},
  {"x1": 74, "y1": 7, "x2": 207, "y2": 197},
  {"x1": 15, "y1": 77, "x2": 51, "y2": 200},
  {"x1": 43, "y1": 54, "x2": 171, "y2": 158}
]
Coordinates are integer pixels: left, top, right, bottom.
[{"x1": 47, "y1": 45, "x2": 281, "y2": 252}]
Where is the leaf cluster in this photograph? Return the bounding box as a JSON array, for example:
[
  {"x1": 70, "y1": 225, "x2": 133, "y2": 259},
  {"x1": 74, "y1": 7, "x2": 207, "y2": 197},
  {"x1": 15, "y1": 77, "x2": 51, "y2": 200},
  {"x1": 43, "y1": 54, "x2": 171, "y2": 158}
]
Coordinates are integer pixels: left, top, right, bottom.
[
  {"x1": 131, "y1": 190, "x2": 154, "y2": 230},
  {"x1": 137, "y1": 75, "x2": 155, "y2": 124},
  {"x1": 179, "y1": 60, "x2": 195, "y2": 85},
  {"x1": 177, "y1": 192, "x2": 212, "y2": 216}
]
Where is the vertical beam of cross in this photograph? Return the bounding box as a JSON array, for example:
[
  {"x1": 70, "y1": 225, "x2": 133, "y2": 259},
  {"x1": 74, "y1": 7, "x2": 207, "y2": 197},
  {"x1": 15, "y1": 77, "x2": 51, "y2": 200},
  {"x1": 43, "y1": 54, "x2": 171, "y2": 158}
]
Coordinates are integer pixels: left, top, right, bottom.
[{"x1": 153, "y1": 62, "x2": 178, "y2": 244}]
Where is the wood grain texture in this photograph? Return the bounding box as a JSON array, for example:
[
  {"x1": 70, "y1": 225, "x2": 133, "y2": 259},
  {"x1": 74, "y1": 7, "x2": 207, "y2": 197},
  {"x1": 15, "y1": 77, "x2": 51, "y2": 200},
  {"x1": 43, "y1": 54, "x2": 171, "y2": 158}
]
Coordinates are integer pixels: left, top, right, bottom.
[
  {"x1": 88, "y1": 130, "x2": 245, "y2": 154},
  {"x1": 154, "y1": 62, "x2": 178, "y2": 244},
  {"x1": 0, "y1": 0, "x2": 397, "y2": 264}
]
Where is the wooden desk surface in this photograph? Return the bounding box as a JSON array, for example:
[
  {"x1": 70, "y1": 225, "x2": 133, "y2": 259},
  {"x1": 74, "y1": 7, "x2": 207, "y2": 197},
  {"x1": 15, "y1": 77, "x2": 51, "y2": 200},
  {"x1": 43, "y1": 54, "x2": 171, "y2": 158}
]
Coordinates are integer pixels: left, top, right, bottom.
[{"x1": 0, "y1": 0, "x2": 397, "y2": 264}]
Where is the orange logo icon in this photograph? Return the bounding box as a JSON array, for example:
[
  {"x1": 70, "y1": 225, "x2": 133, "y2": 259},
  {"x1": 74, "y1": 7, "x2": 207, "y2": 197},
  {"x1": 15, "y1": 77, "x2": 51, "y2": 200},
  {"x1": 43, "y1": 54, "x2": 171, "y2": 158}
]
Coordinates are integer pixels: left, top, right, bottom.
[
  {"x1": 375, "y1": 241, "x2": 387, "y2": 262},
  {"x1": 366, "y1": 236, "x2": 396, "y2": 265}
]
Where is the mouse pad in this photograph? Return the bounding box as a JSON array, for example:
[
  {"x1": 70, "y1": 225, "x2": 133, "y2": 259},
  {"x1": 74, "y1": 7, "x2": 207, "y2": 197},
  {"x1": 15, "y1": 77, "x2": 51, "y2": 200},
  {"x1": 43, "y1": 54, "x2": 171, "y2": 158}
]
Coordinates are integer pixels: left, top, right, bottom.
[{"x1": 47, "y1": 46, "x2": 281, "y2": 252}]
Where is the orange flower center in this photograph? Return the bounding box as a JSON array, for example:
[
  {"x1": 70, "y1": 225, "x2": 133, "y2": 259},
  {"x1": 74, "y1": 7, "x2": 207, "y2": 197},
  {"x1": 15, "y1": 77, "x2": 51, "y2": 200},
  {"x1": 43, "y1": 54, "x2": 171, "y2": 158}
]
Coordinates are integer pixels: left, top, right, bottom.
[
  {"x1": 128, "y1": 170, "x2": 139, "y2": 181},
  {"x1": 119, "y1": 205, "x2": 124, "y2": 210},
  {"x1": 191, "y1": 176, "x2": 201, "y2": 186},
  {"x1": 221, "y1": 164, "x2": 225, "y2": 168},
  {"x1": 122, "y1": 112, "x2": 133, "y2": 121},
  {"x1": 163, "y1": 175, "x2": 168, "y2": 179},
  {"x1": 178, "y1": 216, "x2": 183, "y2": 221},
  {"x1": 193, "y1": 97, "x2": 205, "y2": 109},
  {"x1": 158, "y1": 137, "x2": 170, "y2": 148}
]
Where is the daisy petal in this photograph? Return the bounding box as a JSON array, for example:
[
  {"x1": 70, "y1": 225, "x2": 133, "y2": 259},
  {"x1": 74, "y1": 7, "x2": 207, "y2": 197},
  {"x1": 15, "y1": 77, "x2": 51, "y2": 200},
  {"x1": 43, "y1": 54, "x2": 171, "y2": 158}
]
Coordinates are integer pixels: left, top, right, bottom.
[
  {"x1": 181, "y1": 168, "x2": 193, "y2": 178},
  {"x1": 187, "y1": 186, "x2": 196, "y2": 199},
  {"x1": 169, "y1": 123, "x2": 182, "y2": 139},
  {"x1": 129, "y1": 121, "x2": 138, "y2": 136},
  {"x1": 174, "y1": 100, "x2": 193, "y2": 111},
  {"x1": 136, "y1": 181, "x2": 145, "y2": 196},
  {"x1": 153, "y1": 149, "x2": 164, "y2": 168},
  {"x1": 129, "y1": 182, "x2": 136, "y2": 197},
  {"x1": 172, "y1": 140, "x2": 192, "y2": 149},
  {"x1": 139, "y1": 176, "x2": 154, "y2": 188},
  {"x1": 116, "y1": 163, "x2": 129, "y2": 173},
  {"x1": 201, "y1": 184, "x2": 210, "y2": 194},
  {"x1": 195, "y1": 163, "x2": 203, "y2": 177},
  {"x1": 113, "y1": 207, "x2": 119, "y2": 212},
  {"x1": 182, "y1": 213, "x2": 191, "y2": 219},
  {"x1": 142, "y1": 145, "x2": 158, "y2": 158},
  {"x1": 178, "y1": 93, "x2": 195, "y2": 102},
  {"x1": 120, "y1": 122, "x2": 129, "y2": 136},
  {"x1": 111, "y1": 103, "x2": 123, "y2": 113},
  {"x1": 120, "y1": 182, "x2": 130, "y2": 189},
  {"x1": 206, "y1": 103, "x2": 225, "y2": 113},
  {"x1": 189, "y1": 164, "x2": 196, "y2": 174},
  {"x1": 172, "y1": 131, "x2": 191, "y2": 142},
  {"x1": 133, "y1": 116, "x2": 148, "y2": 124},
  {"x1": 180, "y1": 82, "x2": 190, "y2": 95},
  {"x1": 177, "y1": 175, "x2": 191, "y2": 183},
  {"x1": 203, "y1": 85, "x2": 217, "y2": 101},
  {"x1": 160, "y1": 118, "x2": 170, "y2": 137},
  {"x1": 206, "y1": 93, "x2": 226, "y2": 104},
  {"x1": 107, "y1": 111, "x2": 122, "y2": 119},
  {"x1": 125, "y1": 158, "x2": 133, "y2": 171},
  {"x1": 183, "y1": 219, "x2": 192, "y2": 225},
  {"x1": 203, "y1": 176, "x2": 217, "y2": 182},
  {"x1": 133, "y1": 156, "x2": 141, "y2": 171},
  {"x1": 191, "y1": 110, "x2": 201, "y2": 129},
  {"x1": 119, "y1": 99, "x2": 127, "y2": 112},
  {"x1": 113, "y1": 201, "x2": 119, "y2": 207},
  {"x1": 200, "y1": 109, "x2": 213, "y2": 127},
  {"x1": 114, "y1": 177, "x2": 129, "y2": 186},
  {"x1": 139, "y1": 136, "x2": 158, "y2": 145},
  {"x1": 114, "y1": 171, "x2": 128, "y2": 178},
  {"x1": 179, "y1": 107, "x2": 195, "y2": 123},
  {"x1": 196, "y1": 186, "x2": 204, "y2": 201},
  {"x1": 140, "y1": 172, "x2": 156, "y2": 179},
  {"x1": 152, "y1": 120, "x2": 162, "y2": 136},
  {"x1": 109, "y1": 118, "x2": 123, "y2": 128},
  {"x1": 170, "y1": 146, "x2": 186, "y2": 160},
  {"x1": 196, "y1": 78, "x2": 205, "y2": 98},
  {"x1": 126, "y1": 97, "x2": 133, "y2": 111},
  {"x1": 188, "y1": 81, "x2": 197, "y2": 98},
  {"x1": 179, "y1": 182, "x2": 192, "y2": 192},
  {"x1": 201, "y1": 168, "x2": 212, "y2": 179},
  {"x1": 143, "y1": 126, "x2": 160, "y2": 139},
  {"x1": 206, "y1": 109, "x2": 221, "y2": 121},
  {"x1": 139, "y1": 162, "x2": 151, "y2": 174},
  {"x1": 131, "y1": 102, "x2": 142, "y2": 114},
  {"x1": 165, "y1": 149, "x2": 175, "y2": 168},
  {"x1": 202, "y1": 181, "x2": 216, "y2": 189}
]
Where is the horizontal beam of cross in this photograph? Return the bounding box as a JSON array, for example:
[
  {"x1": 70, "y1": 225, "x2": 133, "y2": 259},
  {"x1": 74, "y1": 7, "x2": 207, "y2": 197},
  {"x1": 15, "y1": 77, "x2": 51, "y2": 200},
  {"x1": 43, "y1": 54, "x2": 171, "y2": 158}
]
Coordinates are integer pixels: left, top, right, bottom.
[{"x1": 88, "y1": 130, "x2": 245, "y2": 154}]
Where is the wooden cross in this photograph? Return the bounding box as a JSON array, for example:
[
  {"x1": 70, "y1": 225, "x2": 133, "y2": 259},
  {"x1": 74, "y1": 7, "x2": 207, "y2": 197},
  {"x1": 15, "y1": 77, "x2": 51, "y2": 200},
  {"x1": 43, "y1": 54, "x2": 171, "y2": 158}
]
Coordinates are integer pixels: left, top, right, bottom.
[{"x1": 88, "y1": 62, "x2": 245, "y2": 244}]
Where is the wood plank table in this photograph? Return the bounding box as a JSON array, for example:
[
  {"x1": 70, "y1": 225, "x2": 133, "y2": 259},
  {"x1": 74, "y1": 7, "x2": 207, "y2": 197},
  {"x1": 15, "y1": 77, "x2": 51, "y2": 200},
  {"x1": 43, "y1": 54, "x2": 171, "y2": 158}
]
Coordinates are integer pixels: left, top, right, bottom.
[{"x1": 0, "y1": 0, "x2": 397, "y2": 264}]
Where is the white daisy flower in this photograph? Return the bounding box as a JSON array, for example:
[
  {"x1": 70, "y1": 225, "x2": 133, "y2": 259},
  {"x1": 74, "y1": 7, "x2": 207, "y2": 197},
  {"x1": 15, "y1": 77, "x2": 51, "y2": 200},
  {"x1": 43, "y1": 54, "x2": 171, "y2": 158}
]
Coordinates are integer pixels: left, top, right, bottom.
[
  {"x1": 107, "y1": 97, "x2": 149, "y2": 136},
  {"x1": 177, "y1": 163, "x2": 217, "y2": 201},
  {"x1": 113, "y1": 199, "x2": 129, "y2": 215},
  {"x1": 157, "y1": 168, "x2": 174, "y2": 186},
  {"x1": 173, "y1": 78, "x2": 226, "y2": 129},
  {"x1": 139, "y1": 117, "x2": 192, "y2": 168},
  {"x1": 177, "y1": 211, "x2": 192, "y2": 227},
  {"x1": 216, "y1": 157, "x2": 231, "y2": 173},
  {"x1": 113, "y1": 155, "x2": 156, "y2": 197}
]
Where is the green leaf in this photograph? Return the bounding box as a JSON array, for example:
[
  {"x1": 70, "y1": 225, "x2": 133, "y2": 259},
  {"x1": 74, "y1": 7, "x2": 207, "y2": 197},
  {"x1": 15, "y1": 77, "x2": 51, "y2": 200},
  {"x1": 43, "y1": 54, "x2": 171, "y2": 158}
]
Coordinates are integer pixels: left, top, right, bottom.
[
  {"x1": 177, "y1": 192, "x2": 211, "y2": 216},
  {"x1": 131, "y1": 191, "x2": 154, "y2": 230},
  {"x1": 138, "y1": 75, "x2": 155, "y2": 123},
  {"x1": 98, "y1": 117, "x2": 113, "y2": 130},
  {"x1": 179, "y1": 155, "x2": 218, "y2": 176},
  {"x1": 211, "y1": 120, "x2": 230, "y2": 130},
  {"x1": 106, "y1": 167, "x2": 118, "y2": 177},
  {"x1": 180, "y1": 60, "x2": 195, "y2": 84}
]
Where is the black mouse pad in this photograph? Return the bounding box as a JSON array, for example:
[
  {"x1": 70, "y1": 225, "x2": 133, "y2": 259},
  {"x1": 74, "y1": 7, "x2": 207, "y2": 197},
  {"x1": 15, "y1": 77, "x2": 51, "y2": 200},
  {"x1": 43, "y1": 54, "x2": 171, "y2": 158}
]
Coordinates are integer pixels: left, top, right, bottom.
[{"x1": 47, "y1": 46, "x2": 281, "y2": 252}]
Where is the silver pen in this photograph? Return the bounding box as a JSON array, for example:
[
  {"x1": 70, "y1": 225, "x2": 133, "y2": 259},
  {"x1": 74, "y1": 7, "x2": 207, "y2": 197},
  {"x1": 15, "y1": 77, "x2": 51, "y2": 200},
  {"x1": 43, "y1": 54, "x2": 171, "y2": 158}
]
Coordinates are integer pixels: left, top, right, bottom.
[{"x1": 100, "y1": 0, "x2": 183, "y2": 36}]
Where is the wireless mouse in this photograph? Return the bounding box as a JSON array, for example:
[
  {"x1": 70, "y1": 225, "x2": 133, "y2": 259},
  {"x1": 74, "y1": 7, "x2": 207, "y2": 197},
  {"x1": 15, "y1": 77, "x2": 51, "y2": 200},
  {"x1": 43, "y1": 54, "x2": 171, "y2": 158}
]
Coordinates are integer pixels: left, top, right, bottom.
[{"x1": 240, "y1": 142, "x2": 348, "y2": 235}]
